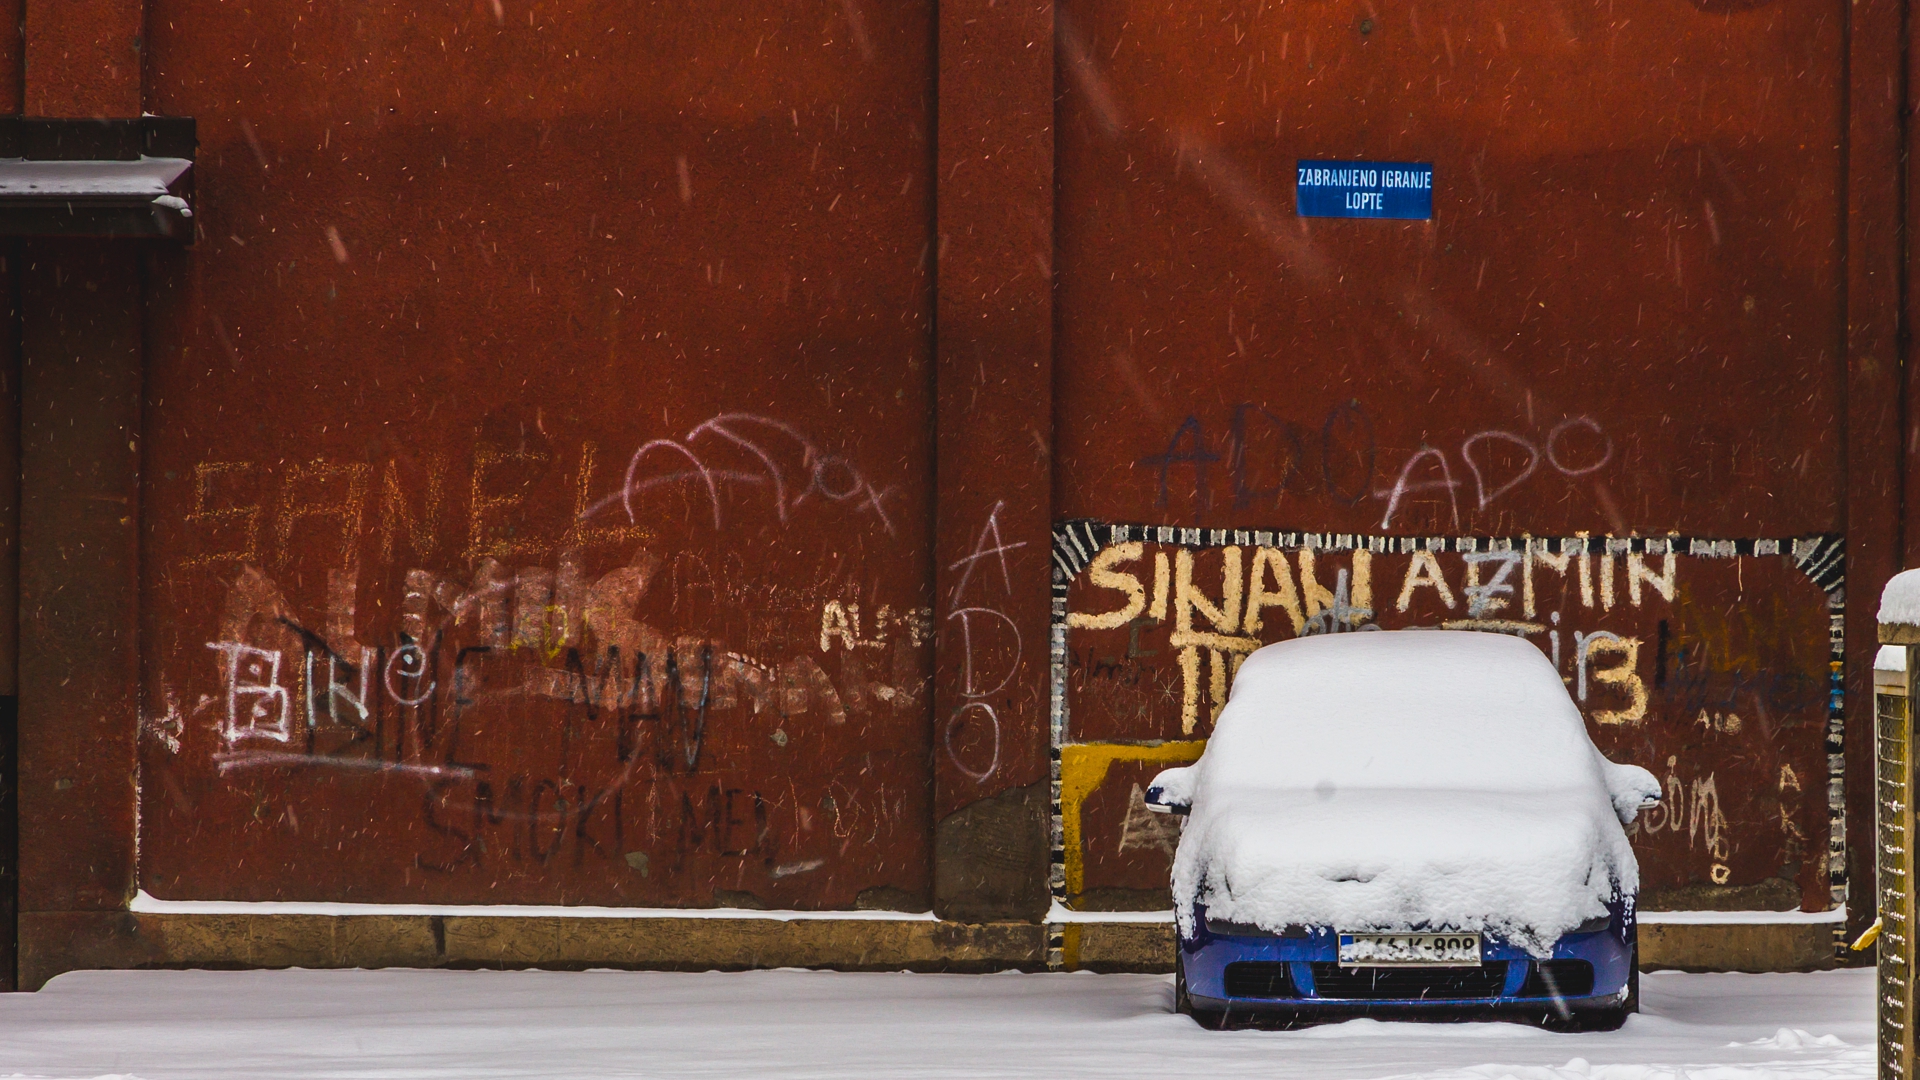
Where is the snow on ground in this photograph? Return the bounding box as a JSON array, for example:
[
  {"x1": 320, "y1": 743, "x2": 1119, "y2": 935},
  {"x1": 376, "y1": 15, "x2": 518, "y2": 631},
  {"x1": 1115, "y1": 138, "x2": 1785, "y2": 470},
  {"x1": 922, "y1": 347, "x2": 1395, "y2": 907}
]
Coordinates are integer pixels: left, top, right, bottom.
[{"x1": 0, "y1": 967, "x2": 1870, "y2": 1080}]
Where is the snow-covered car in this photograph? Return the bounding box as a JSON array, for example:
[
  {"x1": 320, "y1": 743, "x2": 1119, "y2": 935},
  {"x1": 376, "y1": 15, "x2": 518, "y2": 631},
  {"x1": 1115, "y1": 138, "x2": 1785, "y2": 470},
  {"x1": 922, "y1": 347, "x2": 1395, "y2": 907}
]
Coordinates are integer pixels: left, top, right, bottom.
[{"x1": 1147, "y1": 629, "x2": 1661, "y2": 1029}]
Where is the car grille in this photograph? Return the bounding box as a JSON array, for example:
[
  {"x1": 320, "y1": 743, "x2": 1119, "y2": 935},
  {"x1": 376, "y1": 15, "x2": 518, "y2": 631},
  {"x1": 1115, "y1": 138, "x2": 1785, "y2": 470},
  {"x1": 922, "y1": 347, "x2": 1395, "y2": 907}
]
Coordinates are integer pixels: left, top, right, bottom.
[
  {"x1": 1308, "y1": 962, "x2": 1510, "y2": 1000},
  {"x1": 1222, "y1": 962, "x2": 1298, "y2": 997},
  {"x1": 1517, "y1": 960, "x2": 1595, "y2": 998}
]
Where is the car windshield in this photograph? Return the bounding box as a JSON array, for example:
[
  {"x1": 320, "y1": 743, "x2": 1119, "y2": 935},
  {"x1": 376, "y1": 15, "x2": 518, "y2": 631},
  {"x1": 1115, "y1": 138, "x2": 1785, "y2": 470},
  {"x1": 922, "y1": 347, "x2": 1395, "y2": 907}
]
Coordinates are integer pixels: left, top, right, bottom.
[{"x1": 1202, "y1": 630, "x2": 1606, "y2": 797}]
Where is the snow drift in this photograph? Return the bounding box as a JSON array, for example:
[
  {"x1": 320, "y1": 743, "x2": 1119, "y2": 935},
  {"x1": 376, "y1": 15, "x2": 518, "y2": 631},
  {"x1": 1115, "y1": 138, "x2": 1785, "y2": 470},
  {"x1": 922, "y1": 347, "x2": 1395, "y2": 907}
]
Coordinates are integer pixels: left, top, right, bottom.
[{"x1": 1165, "y1": 630, "x2": 1657, "y2": 956}]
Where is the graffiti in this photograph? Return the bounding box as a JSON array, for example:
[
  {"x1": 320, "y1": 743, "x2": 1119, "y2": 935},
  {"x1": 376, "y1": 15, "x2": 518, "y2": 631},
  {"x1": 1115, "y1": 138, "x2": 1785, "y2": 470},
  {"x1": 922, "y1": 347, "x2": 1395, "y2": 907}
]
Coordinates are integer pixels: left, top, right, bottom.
[
  {"x1": 819, "y1": 601, "x2": 934, "y2": 653},
  {"x1": 1777, "y1": 762, "x2": 1806, "y2": 864},
  {"x1": 142, "y1": 693, "x2": 186, "y2": 755},
  {"x1": 215, "y1": 751, "x2": 476, "y2": 781},
  {"x1": 1068, "y1": 538, "x2": 1671, "y2": 732},
  {"x1": 1134, "y1": 403, "x2": 1615, "y2": 530},
  {"x1": 181, "y1": 417, "x2": 895, "y2": 576},
  {"x1": 1376, "y1": 417, "x2": 1614, "y2": 530},
  {"x1": 940, "y1": 500, "x2": 1027, "y2": 782},
  {"x1": 180, "y1": 444, "x2": 648, "y2": 572},
  {"x1": 1140, "y1": 401, "x2": 1374, "y2": 512},
  {"x1": 610, "y1": 413, "x2": 897, "y2": 535},
  {"x1": 198, "y1": 556, "x2": 869, "y2": 773},
  {"x1": 1064, "y1": 644, "x2": 1182, "y2": 727},
  {"x1": 1051, "y1": 521, "x2": 1844, "y2": 910},
  {"x1": 152, "y1": 537, "x2": 934, "y2": 894},
  {"x1": 156, "y1": 410, "x2": 931, "y2": 905},
  {"x1": 1116, "y1": 782, "x2": 1182, "y2": 855},
  {"x1": 947, "y1": 498, "x2": 1027, "y2": 694},
  {"x1": 1639, "y1": 757, "x2": 1733, "y2": 885},
  {"x1": 1699, "y1": 710, "x2": 1744, "y2": 734},
  {"x1": 414, "y1": 768, "x2": 909, "y2": 875},
  {"x1": 208, "y1": 641, "x2": 295, "y2": 744},
  {"x1": 412, "y1": 772, "x2": 793, "y2": 874},
  {"x1": 944, "y1": 702, "x2": 1000, "y2": 782}
]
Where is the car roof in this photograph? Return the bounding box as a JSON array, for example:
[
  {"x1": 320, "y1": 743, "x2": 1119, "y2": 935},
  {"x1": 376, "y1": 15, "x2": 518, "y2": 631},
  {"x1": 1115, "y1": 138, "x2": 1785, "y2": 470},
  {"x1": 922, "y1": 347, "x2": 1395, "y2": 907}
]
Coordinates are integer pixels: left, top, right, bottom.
[{"x1": 1203, "y1": 629, "x2": 1606, "y2": 794}]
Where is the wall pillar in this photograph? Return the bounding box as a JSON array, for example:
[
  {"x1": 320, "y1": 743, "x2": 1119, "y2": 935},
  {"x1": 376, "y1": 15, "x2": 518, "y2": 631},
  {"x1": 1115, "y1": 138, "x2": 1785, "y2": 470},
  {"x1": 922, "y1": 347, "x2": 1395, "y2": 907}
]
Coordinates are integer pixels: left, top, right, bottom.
[
  {"x1": 14, "y1": 0, "x2": 147, "y2": 989},
  {"x1": 1846, "y1": 0, "x2": 1906, "y2": 943},
  {"x1": 16, "y1": 244, "x2": 143, "y2": 988},
  {"x1": 932, "y1": 0, "x2": 1056, "y2": 923}
]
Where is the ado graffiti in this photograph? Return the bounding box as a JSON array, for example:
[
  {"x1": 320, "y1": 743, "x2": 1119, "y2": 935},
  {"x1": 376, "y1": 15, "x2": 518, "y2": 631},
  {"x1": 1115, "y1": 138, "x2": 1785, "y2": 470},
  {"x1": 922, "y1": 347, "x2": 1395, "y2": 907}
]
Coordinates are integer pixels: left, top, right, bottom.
[{"x1": 1138, "y1": 401, "x2": 1614, "y2": 529}]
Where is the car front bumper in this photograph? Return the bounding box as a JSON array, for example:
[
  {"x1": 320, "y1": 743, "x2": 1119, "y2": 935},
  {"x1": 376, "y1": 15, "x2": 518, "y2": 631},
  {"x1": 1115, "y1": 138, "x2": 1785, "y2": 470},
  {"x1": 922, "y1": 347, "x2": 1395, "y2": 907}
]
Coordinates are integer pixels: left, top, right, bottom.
[{"x1": 1181, "y1": 907, "x2": 1635, "y2": 1016}]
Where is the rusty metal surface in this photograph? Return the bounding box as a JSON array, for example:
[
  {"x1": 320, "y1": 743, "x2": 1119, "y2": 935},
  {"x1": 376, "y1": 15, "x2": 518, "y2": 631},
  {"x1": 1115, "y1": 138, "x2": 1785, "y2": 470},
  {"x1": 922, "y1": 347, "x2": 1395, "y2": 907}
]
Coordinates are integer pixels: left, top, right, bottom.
[
  {"x1": 19, "y1": 245, "x2": 142, "y2": 915},
  {"x1": 0, "y1": 257, "x2": 16, "y2": 989},
  {"x1": 1846, "y1": 0, "x2": 1907, "y2": 943},
  {"x1": 24, "y1": 0, "x2": 135, "y2": 117},
  {"x1": 0, "y1": 0, "x2": 1891, "y2": 951},
  {"x1": 932, "y1": 0, "x2": 1055, "y2": 919},
  {"x1": 0, "y1": 695, "x2": 15, "y2": 991},
  {"x1": 1054, "y1": 1, "x2": 1843, "y2": 538},
  {"x1": 136, "y1": 3, "x2": 937, "y2": 907},
  {"x1": 1051, "y1": 1, "x2": 1852, "y2": 917}
]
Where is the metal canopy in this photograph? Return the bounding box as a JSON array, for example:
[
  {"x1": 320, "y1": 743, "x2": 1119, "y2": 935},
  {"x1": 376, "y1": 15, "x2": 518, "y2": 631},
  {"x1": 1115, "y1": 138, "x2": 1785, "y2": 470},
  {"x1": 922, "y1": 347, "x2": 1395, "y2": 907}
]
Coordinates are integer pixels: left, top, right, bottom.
[{"x1": 0, "y1": 117, "x2": 195, "y2": 240}]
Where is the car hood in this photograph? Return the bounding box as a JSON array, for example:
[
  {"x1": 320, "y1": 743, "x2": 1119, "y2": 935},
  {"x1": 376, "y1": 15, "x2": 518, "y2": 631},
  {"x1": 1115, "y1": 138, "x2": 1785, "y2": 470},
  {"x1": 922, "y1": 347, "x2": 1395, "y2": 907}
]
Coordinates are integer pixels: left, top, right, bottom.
[{"x1": 1171, "y1": 784, "x2": 1636, "y2": 957}]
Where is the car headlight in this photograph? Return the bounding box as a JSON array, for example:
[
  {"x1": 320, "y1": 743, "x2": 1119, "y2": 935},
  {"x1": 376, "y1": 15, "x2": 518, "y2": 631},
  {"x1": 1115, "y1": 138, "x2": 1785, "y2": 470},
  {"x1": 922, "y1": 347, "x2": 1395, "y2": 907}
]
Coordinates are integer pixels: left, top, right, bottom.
[{"x1": 1572, "y1": 913, "x2": 1612, "y2": 935}]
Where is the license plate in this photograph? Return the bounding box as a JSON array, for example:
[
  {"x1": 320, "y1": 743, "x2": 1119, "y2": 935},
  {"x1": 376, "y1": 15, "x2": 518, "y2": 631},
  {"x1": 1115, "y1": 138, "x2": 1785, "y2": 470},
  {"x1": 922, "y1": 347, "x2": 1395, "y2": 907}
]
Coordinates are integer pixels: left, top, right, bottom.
[{"x1": 1337, "y1": 932, "x2": 1482, "y2": 967}]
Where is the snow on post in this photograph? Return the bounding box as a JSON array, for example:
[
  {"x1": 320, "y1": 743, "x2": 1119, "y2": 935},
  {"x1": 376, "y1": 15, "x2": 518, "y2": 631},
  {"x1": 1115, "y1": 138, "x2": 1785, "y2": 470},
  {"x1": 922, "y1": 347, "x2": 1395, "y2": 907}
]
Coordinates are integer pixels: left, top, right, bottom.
[{"x1": 1878, "y1": 568, "x2": 1920, "y2": 641}]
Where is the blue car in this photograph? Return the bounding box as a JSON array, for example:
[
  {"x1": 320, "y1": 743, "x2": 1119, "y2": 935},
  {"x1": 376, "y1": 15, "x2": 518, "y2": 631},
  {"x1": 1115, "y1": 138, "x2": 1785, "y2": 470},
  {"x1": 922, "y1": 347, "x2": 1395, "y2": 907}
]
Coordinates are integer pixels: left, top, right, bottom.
[
  {"x1": 1146, "y1": 631, "x2": 1661, "y2": 1030},
  {"x1": 1171, "y1": 900, "x2": 1638, "y2": 1029}
]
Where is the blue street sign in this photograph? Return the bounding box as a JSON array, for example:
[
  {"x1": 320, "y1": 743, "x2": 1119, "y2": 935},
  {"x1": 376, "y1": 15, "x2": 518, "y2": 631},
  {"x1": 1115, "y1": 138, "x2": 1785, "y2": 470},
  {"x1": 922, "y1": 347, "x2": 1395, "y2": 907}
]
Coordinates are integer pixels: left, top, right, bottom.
[{"x1": 1296, "y1": 160, "x2": 1433, "y2": 220}]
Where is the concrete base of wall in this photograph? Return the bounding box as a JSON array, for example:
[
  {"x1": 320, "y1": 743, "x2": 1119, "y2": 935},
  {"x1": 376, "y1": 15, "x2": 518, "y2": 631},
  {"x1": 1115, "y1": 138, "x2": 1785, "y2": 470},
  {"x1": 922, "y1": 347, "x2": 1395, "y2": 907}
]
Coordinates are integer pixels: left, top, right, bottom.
[
  {"x1": 1638, "y1": 921, "x2": 1839, "y2": 973},
  {"x1": 17, "y1": 912, "x2": 1051, "y2": 991},
  {"x1": 1058, "y1": 921, "x2": 1844, "y2": 975},
  {"x1": 17, "y1": 912, "x2": 1840, "y2": 991}
]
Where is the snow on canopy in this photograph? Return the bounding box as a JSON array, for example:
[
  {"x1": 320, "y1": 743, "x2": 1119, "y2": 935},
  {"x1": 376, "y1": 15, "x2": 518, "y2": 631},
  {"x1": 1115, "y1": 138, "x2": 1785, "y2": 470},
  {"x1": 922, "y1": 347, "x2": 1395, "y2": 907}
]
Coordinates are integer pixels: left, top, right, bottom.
[
  {"x1": 1164, "y1": 629, "x2": 1656, "y2": 957},
  {"x1": 1881, "y1": 567, "x2": 1920, "y2": 626}
]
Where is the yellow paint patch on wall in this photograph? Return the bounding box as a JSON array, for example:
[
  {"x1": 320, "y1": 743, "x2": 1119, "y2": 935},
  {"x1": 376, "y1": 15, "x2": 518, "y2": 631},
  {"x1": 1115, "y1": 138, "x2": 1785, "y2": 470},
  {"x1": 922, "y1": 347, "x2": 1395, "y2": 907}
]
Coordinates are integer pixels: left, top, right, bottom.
[{"x1": 1058, "y1": 740, "x2": 1206, "y2": 900}]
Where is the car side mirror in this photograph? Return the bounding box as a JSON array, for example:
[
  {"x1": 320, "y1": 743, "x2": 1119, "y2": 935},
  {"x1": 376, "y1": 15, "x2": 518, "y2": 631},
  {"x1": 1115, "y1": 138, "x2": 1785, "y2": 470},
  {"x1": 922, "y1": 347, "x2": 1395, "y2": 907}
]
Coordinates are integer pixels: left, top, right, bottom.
[
  {"x1": 1605, "y1": 762, "x2": 1662, "y2": 826},
  {"x1": 1145, "y1": 765, "x2": 1196, "y2": 816}
]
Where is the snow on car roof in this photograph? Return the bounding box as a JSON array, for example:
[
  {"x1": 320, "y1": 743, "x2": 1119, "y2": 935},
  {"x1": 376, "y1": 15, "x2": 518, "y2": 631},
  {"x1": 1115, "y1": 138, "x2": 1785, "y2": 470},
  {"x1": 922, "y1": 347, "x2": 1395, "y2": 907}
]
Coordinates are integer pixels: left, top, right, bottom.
[
  {"x1": 1169, "y1": 629, "x2": 1646, "y2": 953},
  {"x1": 1208, "y1": 629, "x2": 1602, "y2": 794}
]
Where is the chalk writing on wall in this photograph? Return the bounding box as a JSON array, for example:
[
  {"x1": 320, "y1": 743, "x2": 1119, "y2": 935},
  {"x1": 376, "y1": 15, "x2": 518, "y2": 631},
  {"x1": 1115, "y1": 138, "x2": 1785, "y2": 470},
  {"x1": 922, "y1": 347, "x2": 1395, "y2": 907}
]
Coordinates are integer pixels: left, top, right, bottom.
[
  {"x1": 144, "y1": 418, "x2": 935, "y2": 909},
  {"x1": 1135, "y1": 402, "x2": 1618, "y2": 532}
]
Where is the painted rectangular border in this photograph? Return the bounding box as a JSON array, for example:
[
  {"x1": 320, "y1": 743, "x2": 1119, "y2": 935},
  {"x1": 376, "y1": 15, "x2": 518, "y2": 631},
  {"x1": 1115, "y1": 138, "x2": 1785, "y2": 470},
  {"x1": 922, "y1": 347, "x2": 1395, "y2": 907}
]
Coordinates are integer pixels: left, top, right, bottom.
[{"x1": 1044, "y1": 523, "x2": 1847, "y2": 969}]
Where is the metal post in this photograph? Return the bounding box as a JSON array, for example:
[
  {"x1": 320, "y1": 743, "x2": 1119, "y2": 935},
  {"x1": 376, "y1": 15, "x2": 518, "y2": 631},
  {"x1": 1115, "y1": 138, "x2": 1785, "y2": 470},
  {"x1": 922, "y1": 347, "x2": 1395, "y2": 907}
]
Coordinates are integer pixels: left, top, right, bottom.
[{"x1": 1876, "y1": 632, "x2": 1917, "y2": 1078}]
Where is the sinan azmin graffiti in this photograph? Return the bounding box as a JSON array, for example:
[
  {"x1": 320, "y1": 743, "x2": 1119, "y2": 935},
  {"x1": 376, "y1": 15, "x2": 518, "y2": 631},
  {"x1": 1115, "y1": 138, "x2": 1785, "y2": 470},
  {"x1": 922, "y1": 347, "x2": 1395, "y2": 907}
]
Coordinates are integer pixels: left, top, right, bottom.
[{"x1": 1066, "y1": 539, "x2": 1672, "y2": 732}]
